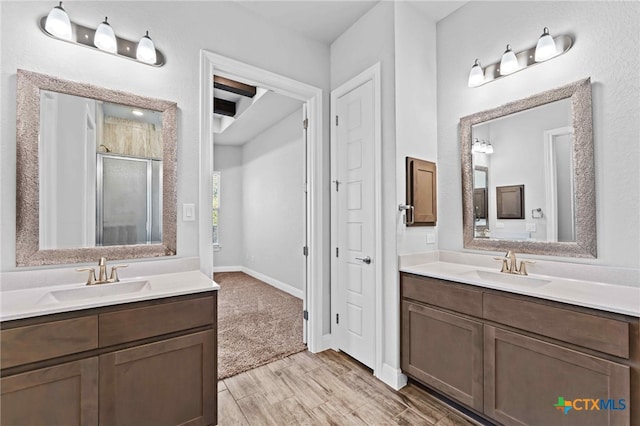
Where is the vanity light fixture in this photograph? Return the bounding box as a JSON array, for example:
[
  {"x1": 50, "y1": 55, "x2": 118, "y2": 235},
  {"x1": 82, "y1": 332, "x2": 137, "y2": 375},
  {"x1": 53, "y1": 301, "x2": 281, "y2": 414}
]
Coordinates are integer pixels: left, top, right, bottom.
[
  {"x1": 136, "y1": 31, "x2": 157, "y2": 64},
  {"x1": 40, "y1": 3, "x2": 165, "y2": 66},
  {"x1": 534, "y1": 27, "x2": 557, "y2": 62},
  {"x1": 467, "y1": 27, "x2": 572, "y2": 87},
  {"x1": 94, "y1": 17, "x2": 117, "y2": 53},
  {"x1": 499, "y1": 45, "x2": 519, "y2": 75},
  {"x1": 484, "y1": 140, "x2": 494, "y2": 154},
  {"x1": 44, "y1": 2, "x2": 72, "y2": 40},
  {"x1": 468, "y1": 59, "x2": 485, "y2": 87},
  {"x1": 472, "y1": 138, "x2": 494, "y2": 154},
  {"x1": 131, "y1": 109, "x2": 144, "y2": 116}
]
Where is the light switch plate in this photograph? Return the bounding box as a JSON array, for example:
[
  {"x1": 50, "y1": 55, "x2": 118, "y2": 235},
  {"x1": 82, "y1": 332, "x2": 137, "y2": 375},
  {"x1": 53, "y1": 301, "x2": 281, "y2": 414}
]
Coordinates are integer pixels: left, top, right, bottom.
[
  {"x1": 426, "y1": 232, "x2": 436, "y2": 244},
  {"x1": 526, "y1": 223, "x2": 537, "y2": 232},
  {"x1": 183, "y1": 203, "x2": 195, "y2": 221},
  {"x1": 496, "y1": 222, "x2": 505, "y2": 228}
]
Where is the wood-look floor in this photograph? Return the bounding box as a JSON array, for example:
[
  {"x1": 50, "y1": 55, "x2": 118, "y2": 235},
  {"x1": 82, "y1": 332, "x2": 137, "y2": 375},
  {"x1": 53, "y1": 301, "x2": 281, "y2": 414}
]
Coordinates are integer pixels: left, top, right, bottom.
[{"x1": 218, "y1": 349, "x2": 481, "y2": 425}]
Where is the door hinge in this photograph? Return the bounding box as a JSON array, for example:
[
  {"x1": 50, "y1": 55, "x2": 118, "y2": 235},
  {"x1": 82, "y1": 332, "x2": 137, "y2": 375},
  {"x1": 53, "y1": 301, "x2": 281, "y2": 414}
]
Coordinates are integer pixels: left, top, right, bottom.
[
  {"x1": 335, "y1": 115, "x2": 339, "y2": 126},
  {"x1": 336, "y1": 313, "x2": 339, "y2": 324},
  {"x1": 303, "y1": 118, "x2": 309, "y2": 130},
  {"x1": 303, "y1": 310, "x2": 309, "y2": 320},
  {"x1": 303, "y1": 246, "x2": 309, "y2": 256},
  {"x1": 336, "y1": 247, "x2": 339, "y2": 257}
]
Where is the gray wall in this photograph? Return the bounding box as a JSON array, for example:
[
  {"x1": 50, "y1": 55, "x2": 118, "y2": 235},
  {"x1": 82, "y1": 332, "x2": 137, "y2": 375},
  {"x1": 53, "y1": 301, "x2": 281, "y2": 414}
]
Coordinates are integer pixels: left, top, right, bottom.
[{"x1": 214, "y1": 108, "x2": 305, "y2": 291}]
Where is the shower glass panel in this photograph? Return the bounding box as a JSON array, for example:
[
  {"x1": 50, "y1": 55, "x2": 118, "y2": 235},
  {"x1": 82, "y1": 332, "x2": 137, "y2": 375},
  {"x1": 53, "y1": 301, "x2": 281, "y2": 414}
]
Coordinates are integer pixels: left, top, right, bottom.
[{"x1": 97, "y1": 154, "x2": 162, "y2": 246}]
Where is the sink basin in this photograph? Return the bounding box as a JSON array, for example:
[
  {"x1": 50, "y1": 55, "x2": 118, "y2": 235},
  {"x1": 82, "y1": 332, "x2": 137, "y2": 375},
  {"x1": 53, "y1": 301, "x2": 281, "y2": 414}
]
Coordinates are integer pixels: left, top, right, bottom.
[
  {"x1": 459, "y1": 270, "x2": 551, "y2": 287},
  {"x1": 39, "y1": 280, "x2": 151, "y2": 304}
]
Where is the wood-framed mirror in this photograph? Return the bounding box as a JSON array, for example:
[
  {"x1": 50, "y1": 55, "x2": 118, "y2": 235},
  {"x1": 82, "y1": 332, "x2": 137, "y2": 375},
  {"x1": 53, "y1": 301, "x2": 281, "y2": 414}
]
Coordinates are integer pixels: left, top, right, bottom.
[
  {"x1": 460, "y1": 78, "x2": 596, "y2": 258},
  {"x1": 16, "y1": 69, "x2": 177, "y2": 266}
]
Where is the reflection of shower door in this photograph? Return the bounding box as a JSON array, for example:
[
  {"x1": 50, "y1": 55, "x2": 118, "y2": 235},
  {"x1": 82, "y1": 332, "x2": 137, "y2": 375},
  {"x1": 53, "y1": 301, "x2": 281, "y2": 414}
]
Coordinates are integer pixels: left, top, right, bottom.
[{"x1": 97, "y1": 154, "x2": 162, "y2": 246}]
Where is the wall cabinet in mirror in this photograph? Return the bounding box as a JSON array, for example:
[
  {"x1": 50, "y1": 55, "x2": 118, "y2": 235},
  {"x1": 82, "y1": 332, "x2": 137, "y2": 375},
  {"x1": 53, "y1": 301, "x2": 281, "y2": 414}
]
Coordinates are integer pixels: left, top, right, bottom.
[
  {"x1": 460, "y1": 78, "x2": 596, "y2": 258},
  {"x1": 16, "y1": 69, "x2": 177, "y2": 266}
]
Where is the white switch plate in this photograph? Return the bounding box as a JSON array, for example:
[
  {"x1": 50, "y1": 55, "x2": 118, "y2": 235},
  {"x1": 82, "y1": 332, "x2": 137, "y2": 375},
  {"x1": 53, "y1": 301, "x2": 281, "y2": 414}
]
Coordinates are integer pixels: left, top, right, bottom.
[
  {"x1": 183, "y1": 203, "x2": 195, "y2": 221},
  {"x1": 426, "y1": 232, "x2": 436, "y2": 244},
  {"x1": 496, "y1": 222, "x2": 505, "y2": 228},
  {"x1": 526, "y1": 223, "x2": 537, "y2": 232}
]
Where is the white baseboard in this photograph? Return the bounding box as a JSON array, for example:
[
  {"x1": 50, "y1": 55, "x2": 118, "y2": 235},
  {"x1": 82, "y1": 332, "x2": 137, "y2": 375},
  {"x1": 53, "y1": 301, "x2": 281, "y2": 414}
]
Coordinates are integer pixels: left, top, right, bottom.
[
  {"x1": 378, "y1": 363, "x2": 408, "y2": 390},
  {"x1": 241, "y1": 267, "x2": 303, "y2": 299},
  {"x1": 212, "y1": 265, "x2": 242, "y2": 273}
]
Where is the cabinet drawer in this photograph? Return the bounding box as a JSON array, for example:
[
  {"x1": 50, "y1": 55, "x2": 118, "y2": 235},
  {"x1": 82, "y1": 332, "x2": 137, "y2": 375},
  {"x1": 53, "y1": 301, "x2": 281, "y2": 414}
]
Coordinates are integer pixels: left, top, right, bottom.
[
  {"x1": 1, "y1": 317, "x2": 98, "y2": 369},
  {"x1": 401, "y1": 274, "x2": 482, "y2": 317},
  {"x1": 99, "y1": 296, "x2": 214, "y2": 347},
  {"x1": 483, "y1": 293, "x2": 629, "y2": 358}
]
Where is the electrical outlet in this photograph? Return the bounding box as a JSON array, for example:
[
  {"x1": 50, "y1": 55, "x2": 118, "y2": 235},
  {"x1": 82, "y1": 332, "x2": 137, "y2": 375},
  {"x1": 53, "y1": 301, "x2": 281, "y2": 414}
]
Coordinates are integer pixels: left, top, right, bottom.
[{"x1": 526, "y1": 223, "x2": 537, "y2": 232}]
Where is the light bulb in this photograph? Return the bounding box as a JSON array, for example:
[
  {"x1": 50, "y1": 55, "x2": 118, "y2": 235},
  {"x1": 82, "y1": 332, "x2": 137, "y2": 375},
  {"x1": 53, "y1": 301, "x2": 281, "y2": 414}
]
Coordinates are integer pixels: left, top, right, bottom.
[
  {"x1": 499, "y1": 44, "x2": 519, "y2": 75},
  {"x1": 485, "y1": 141, "x2": 494, "y2": 154},
  {"x1": 472, "y1": 138, "x2": 482, "y2": 153},
  {"x1": 94, "y1": 17, "x2": 117, "y2": 53},
  {"x1": 468, "y1": 59, "x2": 484, "y2": 87},
  {"x1": 45, "y1": 2, "x2": 72, "y2": 40},
  {"x1": 136, "y1": 31, "x2": 157, "y2": 64},
  {"x1": 480, "y1": 140, "x2": 488, "y2": 153},
  {"x1": 535, "y1": 27, "x2": 557, "y2": 62}
]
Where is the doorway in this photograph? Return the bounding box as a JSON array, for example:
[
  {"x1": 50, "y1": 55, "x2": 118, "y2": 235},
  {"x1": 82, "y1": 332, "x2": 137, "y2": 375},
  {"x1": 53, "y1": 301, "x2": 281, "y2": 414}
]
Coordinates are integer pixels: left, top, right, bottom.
[{"x1": 199, "y1": 50, "x2": 324, "y2": 353}]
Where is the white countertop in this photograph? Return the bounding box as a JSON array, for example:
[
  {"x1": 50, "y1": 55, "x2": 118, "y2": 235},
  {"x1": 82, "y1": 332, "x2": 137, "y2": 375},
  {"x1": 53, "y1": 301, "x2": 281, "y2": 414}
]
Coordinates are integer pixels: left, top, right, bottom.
[
  {"x1": 0, "y1": 270, "x2": 219, "y2": 322},
  {"x1": 401, "y1": 261, "x2": 640, "y2": 317}
]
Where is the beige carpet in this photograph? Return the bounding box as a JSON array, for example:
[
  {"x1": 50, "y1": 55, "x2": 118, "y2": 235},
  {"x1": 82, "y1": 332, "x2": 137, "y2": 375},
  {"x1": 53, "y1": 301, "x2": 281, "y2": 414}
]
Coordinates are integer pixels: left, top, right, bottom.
[{"x1": 215, "y1": 271, "x2": 306, "y2": 380}]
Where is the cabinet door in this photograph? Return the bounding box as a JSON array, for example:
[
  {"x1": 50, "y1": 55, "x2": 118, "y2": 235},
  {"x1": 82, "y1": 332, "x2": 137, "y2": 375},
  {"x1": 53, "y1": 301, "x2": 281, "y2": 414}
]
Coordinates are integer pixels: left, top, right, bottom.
[
  {"x1": 401, "y1": 301, "x2": 483, "y2": 411},
  {"x1": 1, "y1": 358, "x2": 99, "y2": 426},
  {"x1": 406, "y1": 157, "x2": 437, "y2": 225},
  {"x1": 100, "y1": 330, "x2": 216, "y2": 426},
  {"x1": 484, "y1": 326, "x2": 630, "y2": 426}
]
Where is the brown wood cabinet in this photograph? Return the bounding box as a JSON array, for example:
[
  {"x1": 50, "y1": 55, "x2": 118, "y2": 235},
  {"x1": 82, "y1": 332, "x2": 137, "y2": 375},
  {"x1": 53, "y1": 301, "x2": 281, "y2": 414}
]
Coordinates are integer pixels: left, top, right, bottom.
[
  {"x1": 401, "y1": 301, "x2": 483, "y2": 411},
  {"x1": 1, "y1": 357, "x2": 99, "y2": 426},
  {"x1": 1, "y1": 291, "x2": 217, "y2": 426},
  {"x1": 400, "y1": 272, "x2": 638, "y2": 426},
  {"x1": 405, "y1": 157, "x2": 437, "y2": 226},
  {"x1": 485, "y1": 325, "x2": 629, "y2": 426}
]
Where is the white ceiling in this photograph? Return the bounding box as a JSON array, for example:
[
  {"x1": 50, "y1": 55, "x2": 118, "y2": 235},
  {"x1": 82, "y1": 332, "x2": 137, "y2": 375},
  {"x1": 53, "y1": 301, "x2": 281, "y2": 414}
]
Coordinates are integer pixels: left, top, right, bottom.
[
  {"x1": 214, "y1": 90, "x2": 303, "y2": 146},
  {"x1": 234, "y1": 1, "x2": 379, "y2": 45},
  {"x1": 235, "y1": 1, "x2": 466, "y2": 45}
]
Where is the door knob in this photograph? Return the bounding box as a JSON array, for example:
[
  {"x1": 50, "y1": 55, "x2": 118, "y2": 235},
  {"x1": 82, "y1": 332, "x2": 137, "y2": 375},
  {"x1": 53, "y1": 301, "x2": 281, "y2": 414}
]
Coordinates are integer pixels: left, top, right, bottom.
[{"x1": 355, "y1": 256, "x2": 372, "y2": 264}]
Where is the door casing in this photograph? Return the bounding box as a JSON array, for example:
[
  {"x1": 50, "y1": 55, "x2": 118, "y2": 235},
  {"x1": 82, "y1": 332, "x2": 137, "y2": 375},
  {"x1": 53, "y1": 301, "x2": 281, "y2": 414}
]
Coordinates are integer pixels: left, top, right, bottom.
[{"x1": 199, "y1": 50, "x2": 324, "y2": 353}]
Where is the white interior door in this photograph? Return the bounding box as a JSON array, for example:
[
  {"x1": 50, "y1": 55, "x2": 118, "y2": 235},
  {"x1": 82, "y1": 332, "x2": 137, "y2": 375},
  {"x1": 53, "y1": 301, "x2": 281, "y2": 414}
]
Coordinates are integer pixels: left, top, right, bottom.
[{"x1": 334, "y1": 79, "x2": 375, "y2": 369}]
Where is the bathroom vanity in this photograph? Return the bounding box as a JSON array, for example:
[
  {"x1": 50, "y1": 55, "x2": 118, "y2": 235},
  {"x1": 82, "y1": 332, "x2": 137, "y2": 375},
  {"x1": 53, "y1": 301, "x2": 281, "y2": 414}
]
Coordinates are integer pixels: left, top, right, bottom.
[
  {"x1": 0, "y1": 270, "x2": 218, "y2": 426},
  {"x1": 400, "y1": 261, "x2": 639, "y2": 426}
]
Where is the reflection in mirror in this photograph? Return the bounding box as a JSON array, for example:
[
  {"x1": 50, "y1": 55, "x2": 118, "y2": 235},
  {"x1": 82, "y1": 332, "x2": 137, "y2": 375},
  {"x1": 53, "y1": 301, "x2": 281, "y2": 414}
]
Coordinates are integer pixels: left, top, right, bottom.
[
  {"x1": 471, "y1": 99, "x2": 574, "y2": 242},
  {"x1": 39, "y1": 92, "x2": 164, "y2": 249},
  {"x1": 16, "y1": 69, "x2": 177, "y2": 266},
  {"x1": 473, "y1": 166, "x2": 488, "y2": 232},
  {"x1": 460, "y1": 78, "x2": 596, "y2": 258}
]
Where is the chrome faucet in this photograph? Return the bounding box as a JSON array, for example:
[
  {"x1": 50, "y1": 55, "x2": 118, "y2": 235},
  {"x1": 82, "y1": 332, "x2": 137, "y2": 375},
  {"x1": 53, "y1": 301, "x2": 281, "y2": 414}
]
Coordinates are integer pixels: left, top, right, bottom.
[
  {"x1": 77, "y1": 257, "x2": 128, "y2": 285},
  {"x1": 494, "y1": 251, "x2": 535, "y2": 276}
]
